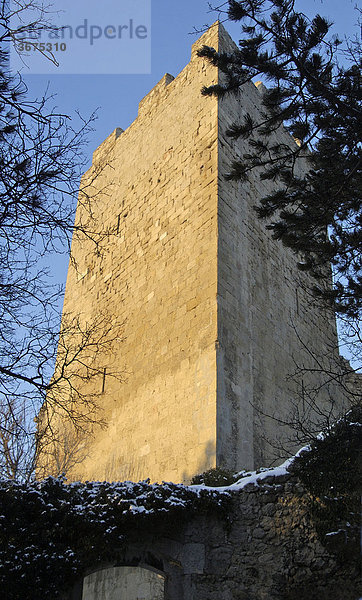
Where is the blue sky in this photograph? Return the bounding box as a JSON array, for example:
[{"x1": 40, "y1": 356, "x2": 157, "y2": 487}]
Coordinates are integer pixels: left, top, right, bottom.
[
  {"x1": 21, "y1": 0, "x2": 359, "y2": 163},
  {"x1": 16, "y1": 0, "x2": 360, "y2": 366}
]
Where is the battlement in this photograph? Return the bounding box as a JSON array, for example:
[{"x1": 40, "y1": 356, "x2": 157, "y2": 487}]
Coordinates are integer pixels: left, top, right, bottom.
[
  {"x1": 90, "y1": 22, "x2": 232, "y2": 166},
  {"x1": 92, "y1": 127, "x2": 123, "y2": 166},
  {"x1": 138, "y1": 73, "x2": 175, "y2": 115},
  {"x1": 91, "y1": 23, "x2": 270, "y2": 170}
]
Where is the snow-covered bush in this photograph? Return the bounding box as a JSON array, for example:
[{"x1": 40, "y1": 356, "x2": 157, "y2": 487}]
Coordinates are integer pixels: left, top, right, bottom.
[
  {"x1": 289, "y1": 406, "x2": 361, "y2": 561},
  {"x1": 190, "y1": 467, "x2": 238, "y2": 486},
  {"x1": 0, "y1": 477, "x2": 230, "y2": 599}
]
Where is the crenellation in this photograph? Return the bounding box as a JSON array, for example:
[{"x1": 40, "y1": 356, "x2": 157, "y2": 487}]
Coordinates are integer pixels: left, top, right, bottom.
[
  {"x1": 138, "y1": 73, "x2": 175, "y2": 115},
  {"x1": 92, "y1": 126, "x2": 123, "y2": 165}
]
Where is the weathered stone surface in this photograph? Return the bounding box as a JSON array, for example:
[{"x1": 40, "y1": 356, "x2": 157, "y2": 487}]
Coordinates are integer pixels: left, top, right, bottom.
[
  {"x1": 82, "y1": 566, "x2": 164, "y2": 600},
  {"x1": 45, "y1": 22, "x2": 347, "y2": 484},
  {"x1": 65, "y1": 479, "x2": 359, "y2": 600},
  {"x1": 179, "y1": 543, "x2": 205, "y2": 574}
]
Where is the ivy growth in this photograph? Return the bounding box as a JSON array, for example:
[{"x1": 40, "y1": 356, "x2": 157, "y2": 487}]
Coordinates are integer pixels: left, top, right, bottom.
[
  {"x1": 289, "y1": 406, "x2": 361, "y2": 562},
  {"x1": 0, "y1": 477, "x2": 230, "y2": 600}
]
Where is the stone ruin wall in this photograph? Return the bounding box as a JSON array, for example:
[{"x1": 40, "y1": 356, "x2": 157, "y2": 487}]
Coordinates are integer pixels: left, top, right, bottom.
[
  {"x1": 215, "y1": 26, "x2": 344, "y2": 471},
  {"x1": 48, "y1": 23, "x2": 346, "y2": 485},
  {"x1": 57, "y1": 25, "x2": 221, "y2": 484},
  {"x1": 64, "y1": 474, "x2": 359, "y2": 600}
]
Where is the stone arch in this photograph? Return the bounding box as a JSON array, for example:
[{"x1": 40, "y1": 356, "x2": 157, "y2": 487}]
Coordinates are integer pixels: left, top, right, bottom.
[
  {"x1": 65, "y1": 545, "x2": 185, "y2": 600},
  {"x1": 64, "y1": 535, "x2": 200, "y2": 599},
  {"x1": 82, "y1": 563, "x2": 165, "y2": 600}
]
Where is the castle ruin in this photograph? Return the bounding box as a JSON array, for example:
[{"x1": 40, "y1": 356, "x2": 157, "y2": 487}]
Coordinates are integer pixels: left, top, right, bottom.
[{"x1": 45, "y1": 23, "x2": 344, "y2": 484}]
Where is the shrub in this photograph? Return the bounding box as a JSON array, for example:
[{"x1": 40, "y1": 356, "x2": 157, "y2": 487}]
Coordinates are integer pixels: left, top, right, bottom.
[
  {"x1": 191, "y1": 467, "x2": 238, "y2": 487},
  {"x1": 289, "y1": 405, "x2": 361, "y2": 561}
]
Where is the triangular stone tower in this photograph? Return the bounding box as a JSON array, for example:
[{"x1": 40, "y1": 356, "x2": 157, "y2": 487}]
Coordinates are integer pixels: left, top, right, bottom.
[{"x1": 44, "y1": 23, "x2": 342, "y2": 483}]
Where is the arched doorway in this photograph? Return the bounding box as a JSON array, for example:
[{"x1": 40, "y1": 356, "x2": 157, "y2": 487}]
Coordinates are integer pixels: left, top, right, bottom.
[{"x1": 82, "y1": 565, "x2": 165, "y2": 599}]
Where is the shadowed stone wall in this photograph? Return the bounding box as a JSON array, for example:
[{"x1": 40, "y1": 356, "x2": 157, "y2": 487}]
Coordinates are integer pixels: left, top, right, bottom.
[{"x1": 66, "y1": 474, "x2": 358, "y2": 600}]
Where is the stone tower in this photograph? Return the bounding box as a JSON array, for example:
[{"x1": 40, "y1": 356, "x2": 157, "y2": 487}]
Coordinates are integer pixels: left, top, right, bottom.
[{"x1": 47, "y1": 23, "x2": 342, "y2": 483}]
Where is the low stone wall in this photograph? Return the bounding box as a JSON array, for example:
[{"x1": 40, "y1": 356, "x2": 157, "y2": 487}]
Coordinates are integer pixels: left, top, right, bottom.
[{"x1": 69, "y1": 473, "x2": 359, "y2": 600}]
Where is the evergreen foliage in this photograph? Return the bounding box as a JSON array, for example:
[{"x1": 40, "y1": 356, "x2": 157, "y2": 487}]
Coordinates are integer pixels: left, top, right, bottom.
[
  {"x1": 289, "y1": 406, "x2": 361, "y2": 561},
  {"x1": 190, "y1": 466, "x2": 238, "y2": 486},
  {"x1": 0, "y1": 412, "x2": 359, "y2": 599},
  {"x1": 198, "y1": 0, "x2": 361, "y2": 318},
  {"x1": 0, "y1": 477, "x2": 230, "y2": 599}
]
